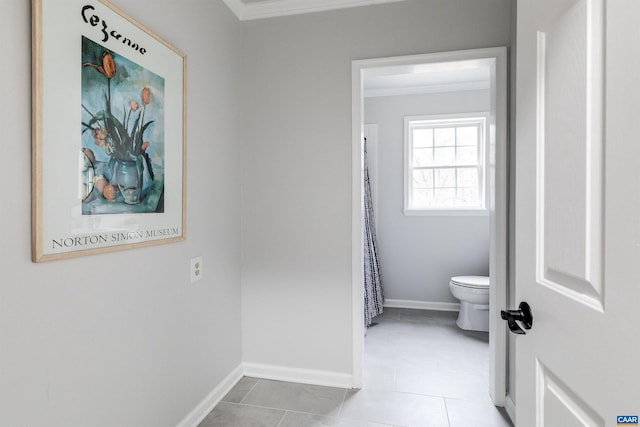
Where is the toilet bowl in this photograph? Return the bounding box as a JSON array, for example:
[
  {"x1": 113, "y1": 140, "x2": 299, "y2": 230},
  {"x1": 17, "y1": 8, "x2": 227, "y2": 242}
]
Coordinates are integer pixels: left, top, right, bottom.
[{"x1": 449, "y1": 275, "x2": 490, "y2": 332}]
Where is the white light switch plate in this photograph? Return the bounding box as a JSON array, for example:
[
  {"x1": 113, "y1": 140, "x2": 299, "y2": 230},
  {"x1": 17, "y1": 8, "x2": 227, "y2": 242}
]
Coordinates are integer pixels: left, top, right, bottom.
[{"x1": 190, "y1": 256, "x2": 203, "y2": 283}]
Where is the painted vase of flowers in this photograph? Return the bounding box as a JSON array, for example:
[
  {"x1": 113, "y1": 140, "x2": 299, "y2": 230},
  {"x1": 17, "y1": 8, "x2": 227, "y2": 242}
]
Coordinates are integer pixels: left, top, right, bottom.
[
  {"x1": 82, "y1": 51, "x2": 155, "y2": 204},
  {"x1": 110, "y1": 157, "x2": 144, "y2": 204}
]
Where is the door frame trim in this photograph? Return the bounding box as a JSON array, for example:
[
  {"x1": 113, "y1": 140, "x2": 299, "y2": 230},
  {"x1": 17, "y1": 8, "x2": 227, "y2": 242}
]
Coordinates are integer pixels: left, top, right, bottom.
[{"x1": 350, "y1": 47, "x2": 509, "y2": 406}]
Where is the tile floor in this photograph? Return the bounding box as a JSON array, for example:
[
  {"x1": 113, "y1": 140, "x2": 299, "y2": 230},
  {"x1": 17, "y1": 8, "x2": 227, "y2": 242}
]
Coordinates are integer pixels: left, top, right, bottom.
[{"x1": 199, "y1": 308, "x2": 513, "y2": 427}]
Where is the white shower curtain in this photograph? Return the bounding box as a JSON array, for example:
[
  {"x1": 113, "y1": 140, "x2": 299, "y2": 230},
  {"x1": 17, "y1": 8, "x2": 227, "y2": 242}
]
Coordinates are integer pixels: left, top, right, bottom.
[{"x1": 363, "y1": 139, "x2": 384, "y2": 328}]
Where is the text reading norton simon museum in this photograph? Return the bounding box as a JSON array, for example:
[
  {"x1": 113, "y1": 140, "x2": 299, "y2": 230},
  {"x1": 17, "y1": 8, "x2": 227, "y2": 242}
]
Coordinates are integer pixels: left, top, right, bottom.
[{"x1": 52, "y1": 228, "x2": 179, "y2": 249}]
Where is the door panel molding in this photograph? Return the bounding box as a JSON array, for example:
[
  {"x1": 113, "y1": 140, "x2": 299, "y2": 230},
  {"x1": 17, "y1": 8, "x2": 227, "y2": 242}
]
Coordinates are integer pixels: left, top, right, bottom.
[
  {"x1": 536, "y1": 360, "x2": 604, "y2": 427},
  {"x1": 535, "y1": 0, "x2": 605, "y2": 312}
]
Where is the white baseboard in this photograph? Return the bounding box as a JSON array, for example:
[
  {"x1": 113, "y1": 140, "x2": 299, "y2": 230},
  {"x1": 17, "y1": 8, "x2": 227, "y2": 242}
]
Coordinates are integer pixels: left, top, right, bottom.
[
  {"x1": 505, "y1": 394, "x2": 516, "y2": 425},
  {"x1": 384, "y1": 299, "x2": 460, "y2": 312},
  {"x1": 243, "y1": 362, "x2": 353, "y2": 389},
  {"x1": 176, "y1": 364, "x2": 244, "y2": 427}
]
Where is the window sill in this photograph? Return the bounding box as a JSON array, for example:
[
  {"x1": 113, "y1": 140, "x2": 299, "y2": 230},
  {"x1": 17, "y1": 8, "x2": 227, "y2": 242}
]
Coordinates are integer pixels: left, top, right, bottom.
[{"x1": 403, "y1": 208, "x2": 489, "y2": 217}]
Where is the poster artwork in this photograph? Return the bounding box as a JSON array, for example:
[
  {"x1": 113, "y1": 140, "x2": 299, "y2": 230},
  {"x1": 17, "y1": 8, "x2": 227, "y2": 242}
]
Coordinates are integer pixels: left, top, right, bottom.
[{"x1": 33, "y1": 0, "x2": 186, "y2": 261}]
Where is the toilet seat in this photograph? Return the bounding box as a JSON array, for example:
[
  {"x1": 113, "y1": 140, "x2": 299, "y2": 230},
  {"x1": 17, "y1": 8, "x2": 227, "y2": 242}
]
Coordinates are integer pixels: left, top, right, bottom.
[{"x1": 450, "y1": 275, "x2": 489, "y2": 289}]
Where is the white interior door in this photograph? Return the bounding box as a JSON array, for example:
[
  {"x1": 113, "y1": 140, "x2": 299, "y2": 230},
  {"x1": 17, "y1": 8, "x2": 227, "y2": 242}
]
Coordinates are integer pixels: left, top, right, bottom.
[{"x1": 515, "y1": 0, "x2": 640, "y2": 425}]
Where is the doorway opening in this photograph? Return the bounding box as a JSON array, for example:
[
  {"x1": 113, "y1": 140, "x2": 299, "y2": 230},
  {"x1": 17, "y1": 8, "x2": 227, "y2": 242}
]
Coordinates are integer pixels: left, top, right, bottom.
[{"x1": 351, "y1": 48, "x2": 509, "y2": 406}]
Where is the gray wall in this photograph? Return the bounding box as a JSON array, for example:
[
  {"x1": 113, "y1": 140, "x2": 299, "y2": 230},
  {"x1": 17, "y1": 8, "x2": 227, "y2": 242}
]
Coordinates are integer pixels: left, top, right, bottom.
[
  {"x1": 241, "y1": 0, "x2": 510, "y2": 374},
  {"x1": 0, "y1": 0, "x2": 513, "y2": 422},
  {"x1": 365, "y1": 91, "x2": 491, "y2": 304},
  {"x1": 0, "y1": 1, "x2": 243, "y2": 425}
]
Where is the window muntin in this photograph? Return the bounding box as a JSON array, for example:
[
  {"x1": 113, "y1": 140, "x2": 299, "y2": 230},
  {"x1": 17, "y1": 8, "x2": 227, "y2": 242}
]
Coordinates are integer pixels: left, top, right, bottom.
[{"x1": 405, "y1": 115, "x2": 488, "y2": 213}]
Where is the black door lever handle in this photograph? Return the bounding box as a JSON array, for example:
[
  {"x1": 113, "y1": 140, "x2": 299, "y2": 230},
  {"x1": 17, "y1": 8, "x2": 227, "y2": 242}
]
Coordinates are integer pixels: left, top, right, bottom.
[{"x1": 500, "y1": 302, "x2": 533, "y2": 335}]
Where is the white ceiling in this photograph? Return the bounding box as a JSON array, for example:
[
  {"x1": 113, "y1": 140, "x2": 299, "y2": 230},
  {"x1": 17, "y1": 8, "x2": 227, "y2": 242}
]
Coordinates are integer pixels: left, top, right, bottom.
[
  {"x1": 363, "y1": 60, "x2": 491, "y2": 98},
  {"x1": 222, "y1": 0, "x2": 411, "y2": 21}
]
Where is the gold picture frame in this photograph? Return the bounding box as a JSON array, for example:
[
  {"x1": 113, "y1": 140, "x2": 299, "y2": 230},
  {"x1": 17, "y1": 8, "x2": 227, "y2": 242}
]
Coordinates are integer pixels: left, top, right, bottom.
[{"x1": 32, "y1": 0, "x2": 187, "y2": 262}]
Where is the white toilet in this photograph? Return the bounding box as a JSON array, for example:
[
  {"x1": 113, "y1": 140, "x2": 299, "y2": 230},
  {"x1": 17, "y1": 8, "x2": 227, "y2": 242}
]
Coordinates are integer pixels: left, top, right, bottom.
[{"x1": 449, "y1": 275, "x2": 490, "y2": 332}]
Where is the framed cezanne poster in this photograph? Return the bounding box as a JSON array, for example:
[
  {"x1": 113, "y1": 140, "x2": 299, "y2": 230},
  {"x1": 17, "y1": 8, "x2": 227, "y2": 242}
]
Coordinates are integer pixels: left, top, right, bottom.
[{"x1": 32, "y1": 0, "x2": 186, "y2": 261}]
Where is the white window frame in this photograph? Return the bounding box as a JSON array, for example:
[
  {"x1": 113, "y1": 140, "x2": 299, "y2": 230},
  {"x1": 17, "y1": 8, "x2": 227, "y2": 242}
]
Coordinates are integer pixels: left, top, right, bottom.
[{"x1": 403, "y1": 112, "x2": 490, "y2": 216}]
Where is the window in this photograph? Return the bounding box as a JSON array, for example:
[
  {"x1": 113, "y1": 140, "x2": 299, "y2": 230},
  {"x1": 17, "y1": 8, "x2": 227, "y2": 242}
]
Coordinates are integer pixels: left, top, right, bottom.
[{"x1": 404, "y1": 113, "x2": 488, "y2": 214}]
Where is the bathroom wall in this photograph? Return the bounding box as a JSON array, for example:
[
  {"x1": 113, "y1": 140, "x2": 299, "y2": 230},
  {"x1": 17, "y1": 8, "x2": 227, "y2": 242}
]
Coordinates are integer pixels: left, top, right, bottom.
[
  {"x1": 241, "y1": 0, "x2": 510, "y2": 377},
  {"x1": 365, "y1": 90, "x2": 491, "y2": 304},
  {"x1": 0, "y1": 1, "x2": 243, "y2": 426}
]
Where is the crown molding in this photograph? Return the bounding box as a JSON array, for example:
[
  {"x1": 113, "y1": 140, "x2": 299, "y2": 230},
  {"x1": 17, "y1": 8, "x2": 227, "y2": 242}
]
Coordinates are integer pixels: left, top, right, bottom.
[
  {"x1": 222, "y1": 0, "x2": 410, "y2": 21},
  {"x1": 222, "y1": 0, "x2": 245, "y2": 19}
]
